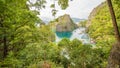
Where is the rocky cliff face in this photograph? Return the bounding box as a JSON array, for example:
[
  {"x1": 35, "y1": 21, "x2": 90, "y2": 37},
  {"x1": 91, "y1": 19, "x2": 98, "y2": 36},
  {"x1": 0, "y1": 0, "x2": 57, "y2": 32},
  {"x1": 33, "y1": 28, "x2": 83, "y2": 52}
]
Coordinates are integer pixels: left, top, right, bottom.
[
  {"x1": 86, "y1": 2, "x2": 105, "y2": 28},
  {"x1": 56, "y1": 14, "x2": 78, "y2": 32}
]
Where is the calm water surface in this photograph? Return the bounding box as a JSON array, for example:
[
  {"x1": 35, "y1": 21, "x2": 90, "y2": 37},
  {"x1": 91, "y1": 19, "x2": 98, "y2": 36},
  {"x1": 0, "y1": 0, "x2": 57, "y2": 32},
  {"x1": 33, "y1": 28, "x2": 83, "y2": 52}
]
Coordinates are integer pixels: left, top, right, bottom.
[{"x1": 55, "y1": 27, "x2": 90, "y2": 43}]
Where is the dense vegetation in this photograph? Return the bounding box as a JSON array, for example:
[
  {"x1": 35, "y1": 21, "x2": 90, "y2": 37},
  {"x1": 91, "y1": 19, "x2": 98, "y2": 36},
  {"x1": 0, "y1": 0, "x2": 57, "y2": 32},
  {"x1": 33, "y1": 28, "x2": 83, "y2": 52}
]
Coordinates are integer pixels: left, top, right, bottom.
[
  {"x1": 0, "y1": 0, "x2": 120, "y2": 68},
  {"x1": 88, "y1": 1, "x2": 120, "y2": 44},
  {"x1": 87, "y1": 0, "x2": 120, "y2": 67},
  {"x1": 0, "y1": 0, "x2": 55, "y2": 67}
]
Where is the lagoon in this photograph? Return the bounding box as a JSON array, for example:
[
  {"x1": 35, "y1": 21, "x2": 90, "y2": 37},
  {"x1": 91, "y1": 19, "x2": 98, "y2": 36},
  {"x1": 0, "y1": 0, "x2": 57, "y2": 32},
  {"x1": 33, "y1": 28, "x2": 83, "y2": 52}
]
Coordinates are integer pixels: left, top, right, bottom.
[{"x1": 55, "y1": 27, "x2": 90, "y2": 44}]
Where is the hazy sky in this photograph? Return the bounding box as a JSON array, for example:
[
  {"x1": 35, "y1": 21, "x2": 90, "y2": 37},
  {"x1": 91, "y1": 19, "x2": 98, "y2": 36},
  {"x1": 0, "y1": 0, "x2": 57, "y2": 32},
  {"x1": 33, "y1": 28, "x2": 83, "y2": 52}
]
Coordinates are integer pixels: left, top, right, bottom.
[{"x1": 38, "y1": 0, "x2": 105, "y2": 19}]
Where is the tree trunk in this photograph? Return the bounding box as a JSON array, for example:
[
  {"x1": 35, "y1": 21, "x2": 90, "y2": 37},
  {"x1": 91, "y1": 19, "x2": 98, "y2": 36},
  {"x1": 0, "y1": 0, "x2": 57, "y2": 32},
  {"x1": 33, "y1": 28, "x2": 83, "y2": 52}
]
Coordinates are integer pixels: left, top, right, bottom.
[
  {"x1": 1, "y1": 20, "x2": 8, "y2": 58},
  {"x1": 107, "y1": 0, "x2": 120, "y2": 42},
  {"x1": 107, "y1": 0, "x2": 120, "y2": 68},
  {"x1": 3, "y1": 35, "x2": 8, "y2": 58}
]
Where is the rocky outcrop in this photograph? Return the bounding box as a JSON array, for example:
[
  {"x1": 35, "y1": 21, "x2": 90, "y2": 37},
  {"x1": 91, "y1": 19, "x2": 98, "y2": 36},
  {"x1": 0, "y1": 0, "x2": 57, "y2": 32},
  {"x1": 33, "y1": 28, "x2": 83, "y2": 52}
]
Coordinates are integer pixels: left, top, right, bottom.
[
  {"x1": 56, "y1": 14, "x2": 78, "y2": 32},
  {"x1": 86, "y1": 2, "x2": 105, "y2": 28}
]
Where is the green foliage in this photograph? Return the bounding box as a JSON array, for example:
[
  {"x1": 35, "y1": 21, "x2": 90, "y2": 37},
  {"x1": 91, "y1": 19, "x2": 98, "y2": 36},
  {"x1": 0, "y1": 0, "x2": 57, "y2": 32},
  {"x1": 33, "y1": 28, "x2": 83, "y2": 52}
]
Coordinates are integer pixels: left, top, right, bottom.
[
  {"x1": 88, "y1": 1, "x2": 120, "y2": 43},
  {"x1": 28, "y1": 0, "x2": 46, "y2": 10},
  {"x1": 58, "y1": 0, "x2": 69, "y2": 10},
  {"x1": 16, "y1": 42, "x2": 59, "y2": 67},
  {"x1": 0, "y1": 0, "x2": 55, "y2": 67},
  {"x1": 58, "y1": 38, "x2": 70, "y2": 47},
  {"x1": 0, "y1": 51, "x2": 22, "y2": 68},
  {"x1": 0, "y1": 0, "x2": 40, "y2": 58},
  {"x1": 1, "y1": 0, "x2": 119, "y2": 68},
  {"x1": 0, "y1": 0, "x2": 60, "y2": 68},
  {"x1": 50, "y1": 4, "x2": 55, "y2": 8},
  {"x1": 52, "y1": 9, "x2": 58, "y2": 17},
  {"x1": 50, "y1": 2, "x2": 58, "y2": 17},
  {"x1": 38, "y1": 25, "x2": 55, "y2": 42},
  {"x1": 57, "y1": 38, "x2": 108, "y2": 68},
  {"x1": 69, "y1": 39, "x2": 82, "y2": 49},
  {"x1": 87, "y1": 0, "x2": 120, "y2": 67},
  {"x1": 79, "y1": 20, "x2": 87, "y2": 27}
]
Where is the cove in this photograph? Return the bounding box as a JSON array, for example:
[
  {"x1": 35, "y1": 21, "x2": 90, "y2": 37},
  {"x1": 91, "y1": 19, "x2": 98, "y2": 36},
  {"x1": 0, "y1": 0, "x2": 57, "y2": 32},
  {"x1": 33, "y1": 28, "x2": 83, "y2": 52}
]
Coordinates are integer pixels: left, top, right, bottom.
[
  {"x1": 56, "y1": 31, "x2": 72, "y2": 38},
  {"x1": 55, "y1": 27, "x2": 91, "y2": 44}
]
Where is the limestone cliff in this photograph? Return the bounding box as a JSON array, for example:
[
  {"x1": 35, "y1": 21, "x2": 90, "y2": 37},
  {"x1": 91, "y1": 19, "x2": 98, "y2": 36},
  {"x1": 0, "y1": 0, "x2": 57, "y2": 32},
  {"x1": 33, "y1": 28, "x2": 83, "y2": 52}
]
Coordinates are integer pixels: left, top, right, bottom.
[{"x1": 56, "y1": 14, "x2": 78, "y2": 32}]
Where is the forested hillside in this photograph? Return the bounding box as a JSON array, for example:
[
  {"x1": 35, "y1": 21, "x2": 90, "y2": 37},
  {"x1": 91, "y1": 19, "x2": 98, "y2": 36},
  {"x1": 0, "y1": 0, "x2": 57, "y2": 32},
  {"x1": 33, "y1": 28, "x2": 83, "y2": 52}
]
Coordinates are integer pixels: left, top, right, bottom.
[
  {"x1": 87, "y1": 0, "x2": 120, "y2": 67},
  {"x1": 88, "y1": 0, "x2": 120, "y2": 44},
  {"x1": 88, "y1": 0, "x2": 120, "y2": 53}
]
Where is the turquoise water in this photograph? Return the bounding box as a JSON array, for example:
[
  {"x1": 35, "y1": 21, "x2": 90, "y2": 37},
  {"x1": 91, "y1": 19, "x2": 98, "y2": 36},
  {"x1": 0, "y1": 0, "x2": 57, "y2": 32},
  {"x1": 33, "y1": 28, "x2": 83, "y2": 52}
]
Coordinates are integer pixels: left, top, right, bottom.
[
  {"x1": 55, "y1": 27, "x2": 90, "y2": 43},
  {"x1": 56, "y1": 31, "x2": 72, "y2": 38}
]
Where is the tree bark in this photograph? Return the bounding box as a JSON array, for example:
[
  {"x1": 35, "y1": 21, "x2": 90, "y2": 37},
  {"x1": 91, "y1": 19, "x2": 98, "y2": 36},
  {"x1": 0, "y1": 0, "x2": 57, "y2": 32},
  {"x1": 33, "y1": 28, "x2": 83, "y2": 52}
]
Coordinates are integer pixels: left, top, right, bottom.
[
  {"x1": 0, "y1": 19, "x2": 8, "y2": 58},
  {"x1": 3, "y1": 35, "x2": 8, "y2": 58},
  {"x1": 107, "y1": 0, "x2": 120, "y2": 42},
  {"x1": 107, "y1": 0, "x2": 120, "y2": 68}
]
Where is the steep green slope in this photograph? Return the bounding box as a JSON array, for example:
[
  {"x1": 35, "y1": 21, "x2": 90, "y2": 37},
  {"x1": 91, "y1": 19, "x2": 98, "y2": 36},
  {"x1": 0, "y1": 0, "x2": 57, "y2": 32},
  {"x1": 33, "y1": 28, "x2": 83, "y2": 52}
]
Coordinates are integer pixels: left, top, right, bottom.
[
  {"x1": 86, "y1": 1, "x2": 120, "y2": 65},
  {"x1": 88, "y1": 0, "x2": 120, "y2": 47}
]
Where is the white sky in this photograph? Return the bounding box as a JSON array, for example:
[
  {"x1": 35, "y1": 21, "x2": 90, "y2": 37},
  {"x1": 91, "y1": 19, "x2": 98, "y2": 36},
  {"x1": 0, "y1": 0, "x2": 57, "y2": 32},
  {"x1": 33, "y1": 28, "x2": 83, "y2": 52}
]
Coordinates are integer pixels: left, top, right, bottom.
[{"x1": 36, "y1": 0, "x2": 105, "y2": 19}]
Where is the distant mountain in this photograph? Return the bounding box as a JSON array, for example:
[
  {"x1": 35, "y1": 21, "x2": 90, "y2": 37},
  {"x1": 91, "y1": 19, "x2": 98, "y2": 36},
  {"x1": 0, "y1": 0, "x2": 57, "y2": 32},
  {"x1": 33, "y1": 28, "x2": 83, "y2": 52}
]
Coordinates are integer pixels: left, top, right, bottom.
[
  {"x1": 72, "y1": 18, "x2": 85, "y2": 24},
  {"x1": 40, "y1": 17, "x2": 85, "y2": 24}
]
